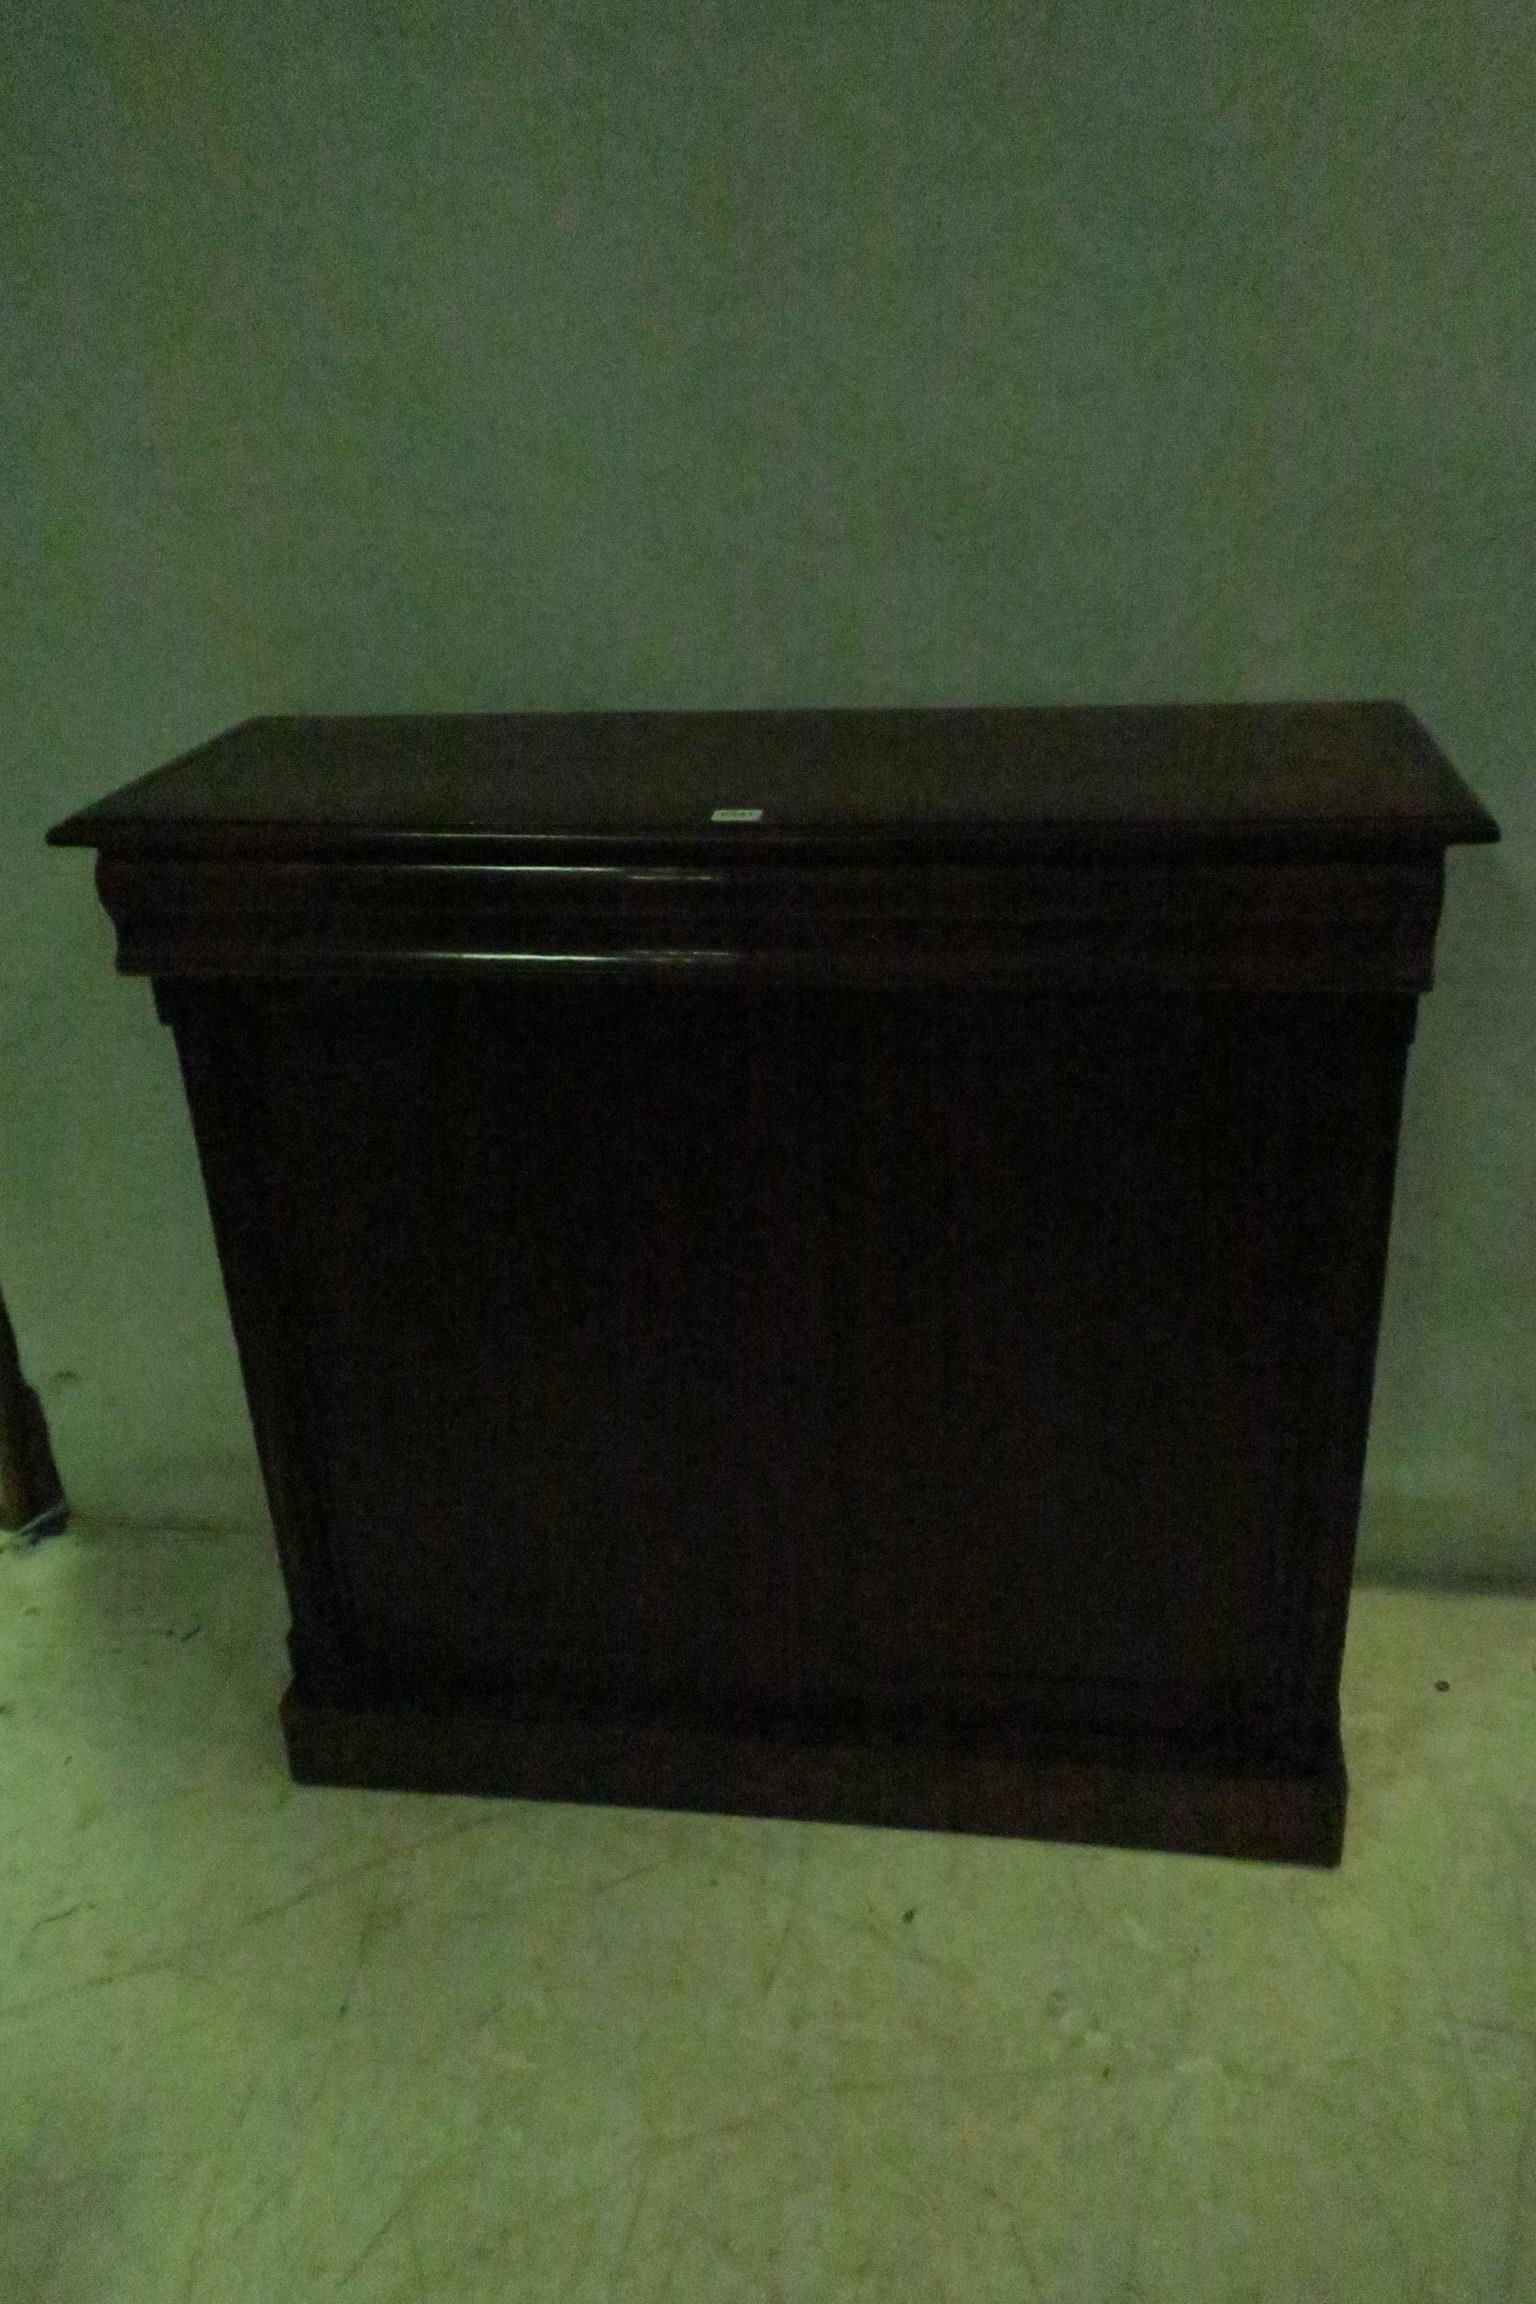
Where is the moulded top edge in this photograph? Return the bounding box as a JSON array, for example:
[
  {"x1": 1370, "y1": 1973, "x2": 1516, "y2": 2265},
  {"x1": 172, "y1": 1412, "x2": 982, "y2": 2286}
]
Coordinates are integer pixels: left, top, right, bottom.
[{"x1": 46, "y1": 700, "x2": 1502, "y2": 857}]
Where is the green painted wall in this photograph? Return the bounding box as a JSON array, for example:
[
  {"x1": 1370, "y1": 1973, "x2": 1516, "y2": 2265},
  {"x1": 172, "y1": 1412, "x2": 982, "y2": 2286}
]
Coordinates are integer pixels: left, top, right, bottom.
[{"x1": 5, "y1": 2, "x2": 1531, "y2": 1576}]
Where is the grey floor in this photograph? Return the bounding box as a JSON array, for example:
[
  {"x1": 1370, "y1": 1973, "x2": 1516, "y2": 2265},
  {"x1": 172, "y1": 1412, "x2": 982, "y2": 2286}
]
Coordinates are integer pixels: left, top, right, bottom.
[{"x1": 2, "y1": 1522, "x2": 1534, "y2": 2303}]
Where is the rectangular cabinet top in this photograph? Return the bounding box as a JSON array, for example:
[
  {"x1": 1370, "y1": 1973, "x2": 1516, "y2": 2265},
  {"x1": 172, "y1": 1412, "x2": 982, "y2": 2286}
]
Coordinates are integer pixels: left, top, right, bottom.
[{"x1": 49, "y1": 701, "x2": 1497, "y2": 862}]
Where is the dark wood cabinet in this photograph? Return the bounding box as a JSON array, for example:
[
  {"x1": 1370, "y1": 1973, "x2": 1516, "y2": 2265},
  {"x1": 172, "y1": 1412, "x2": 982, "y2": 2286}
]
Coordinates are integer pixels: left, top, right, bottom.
[{"x1": 50, "y1": 703, "x2": 1498, "y2": 1862}]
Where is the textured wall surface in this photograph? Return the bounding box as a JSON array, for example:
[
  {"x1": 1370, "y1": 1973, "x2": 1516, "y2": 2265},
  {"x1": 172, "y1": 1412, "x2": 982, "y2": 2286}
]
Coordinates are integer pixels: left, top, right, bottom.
[{"x1": 5, "y1": 3, "x2": 1531, "y2": 1574}]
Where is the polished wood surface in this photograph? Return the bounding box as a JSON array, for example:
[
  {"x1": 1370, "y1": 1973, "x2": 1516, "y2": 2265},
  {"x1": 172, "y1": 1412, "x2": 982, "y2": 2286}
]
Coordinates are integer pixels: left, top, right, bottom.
[
  {"x1": 50, "y1": 700, "x2": 1495, "y2": 856},
  {"x1": 51, "y1": 706, "x2": 1498, "y2": 1861}
]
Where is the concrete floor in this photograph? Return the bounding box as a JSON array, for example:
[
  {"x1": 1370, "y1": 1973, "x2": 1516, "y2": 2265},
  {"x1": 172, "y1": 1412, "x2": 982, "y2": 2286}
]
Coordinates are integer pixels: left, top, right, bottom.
[{"x1": 2, "y1": 1524, "x2": 1534, "y2": 2304}]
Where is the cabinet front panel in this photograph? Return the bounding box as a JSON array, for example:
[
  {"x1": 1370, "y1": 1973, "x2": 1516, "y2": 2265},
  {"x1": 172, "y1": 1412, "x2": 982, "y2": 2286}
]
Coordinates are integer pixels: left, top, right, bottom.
[{"x1": 224, "y1": 976, "x2": 1404, "y2": 1759}]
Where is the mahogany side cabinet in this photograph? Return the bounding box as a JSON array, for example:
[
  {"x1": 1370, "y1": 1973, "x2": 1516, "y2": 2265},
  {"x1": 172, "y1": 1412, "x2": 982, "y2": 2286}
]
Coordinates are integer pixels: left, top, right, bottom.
[{"x1": 50, "y1": 703, "x2": 1498, "y2": 1863}]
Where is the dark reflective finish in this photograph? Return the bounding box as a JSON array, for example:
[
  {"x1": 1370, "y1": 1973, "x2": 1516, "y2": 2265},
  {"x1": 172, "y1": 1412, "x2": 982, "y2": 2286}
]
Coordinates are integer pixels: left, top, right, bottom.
[{"x1": 50, "y1": 704, "x2": 1498, "y2": 1862}]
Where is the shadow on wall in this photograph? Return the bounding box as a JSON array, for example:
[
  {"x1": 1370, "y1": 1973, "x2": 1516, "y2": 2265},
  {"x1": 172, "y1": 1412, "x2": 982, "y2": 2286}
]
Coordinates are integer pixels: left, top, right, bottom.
[
  {"x1": 1362, "y1": 844, "x2": 1534, "y2": 1590},
  {"x1": 0, "y1": 1285, "x2": 67, "y2": 1540}
]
